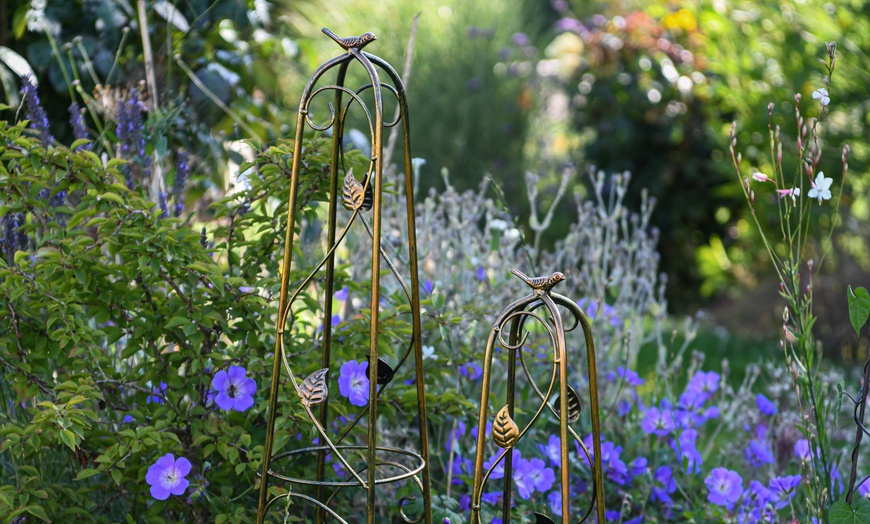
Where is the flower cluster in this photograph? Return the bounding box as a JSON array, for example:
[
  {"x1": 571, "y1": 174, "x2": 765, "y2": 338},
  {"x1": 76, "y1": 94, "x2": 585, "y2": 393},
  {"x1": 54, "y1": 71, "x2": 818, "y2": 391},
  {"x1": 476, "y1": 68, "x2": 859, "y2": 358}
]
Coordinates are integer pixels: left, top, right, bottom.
[{"x1": 21, "y1": 76, "x2": 53, "y2": 148}]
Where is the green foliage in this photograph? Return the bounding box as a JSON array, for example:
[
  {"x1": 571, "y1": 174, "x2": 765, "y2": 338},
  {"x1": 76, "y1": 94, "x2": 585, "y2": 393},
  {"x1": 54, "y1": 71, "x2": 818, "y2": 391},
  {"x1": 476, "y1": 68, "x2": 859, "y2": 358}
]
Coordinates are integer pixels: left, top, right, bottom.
[
  {"x1": 847, "y1": 285, "x2": 870, "y2": 336},
  {"x1": 0, "y1": 120, "x2": 335, "y2": 521},
  {"x1": 830, "y1": 499, "x2": 870, "y2": 524}
]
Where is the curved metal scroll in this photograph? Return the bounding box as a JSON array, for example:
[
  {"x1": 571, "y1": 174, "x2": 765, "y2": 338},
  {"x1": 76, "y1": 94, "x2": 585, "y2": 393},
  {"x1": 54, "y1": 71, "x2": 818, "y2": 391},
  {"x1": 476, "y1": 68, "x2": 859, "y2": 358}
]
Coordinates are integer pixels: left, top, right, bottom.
[
  {"x1": 256, "y1": 29, "x2": 432, "y2": 524},
  {"x1": 470, "y1": 269, "x2": 605, "y2": 524}
]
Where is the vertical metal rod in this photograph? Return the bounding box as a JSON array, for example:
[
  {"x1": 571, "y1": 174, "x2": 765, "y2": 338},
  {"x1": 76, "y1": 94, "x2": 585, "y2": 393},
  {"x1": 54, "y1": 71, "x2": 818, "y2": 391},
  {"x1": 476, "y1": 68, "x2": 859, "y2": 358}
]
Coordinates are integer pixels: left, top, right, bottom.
[
  {"x1": 315, "y1": 60, "x2": 351, "y2": 524},
  {"x1": 582, "y1": 314, "x2": 606, "y2": 523},
  {"x1": 353, "y1": 49, "x2": 385, "y2": 524},
  {"x1": 256, "y1": 52, "x2": 353, "y2": 523},
  {"x1": 392, "y1": 61, "x2": 433, "y2": 524},
  {"x1": 502, "y1": 315, "x2": 523, "y2": 523},
  {"x1": 551, "y1": 303, "x2": 570, "y2": 524},
  {"x1": 256, "y1": 102, "x2": 307, "y2": 524}
]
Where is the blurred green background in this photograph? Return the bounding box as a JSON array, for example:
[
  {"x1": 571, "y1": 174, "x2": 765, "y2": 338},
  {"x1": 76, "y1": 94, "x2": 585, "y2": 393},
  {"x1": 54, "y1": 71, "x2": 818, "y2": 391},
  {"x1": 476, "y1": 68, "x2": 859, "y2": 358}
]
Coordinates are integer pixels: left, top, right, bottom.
[{"x1": 2, "y1": 0, "x2": 868, "y2": 354}]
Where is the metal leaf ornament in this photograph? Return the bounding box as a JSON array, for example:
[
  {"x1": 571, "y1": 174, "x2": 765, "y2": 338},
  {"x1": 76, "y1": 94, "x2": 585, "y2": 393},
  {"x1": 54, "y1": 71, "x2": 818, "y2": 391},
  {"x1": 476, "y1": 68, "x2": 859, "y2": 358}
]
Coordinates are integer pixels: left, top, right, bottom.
[
  {"x1": 365, "y1": 354, "x2": 396, "y2": 385},
  {"x1": 341, "y1": 168, "x2": 373, "y2": 211},
  {"x1": 553, "y1": 385, "x2": 582, "y2": 423},
  {"x1": 298, "y1": 368, "x2": 329, "y2": 407},
  {"x1": 492, "y1": 406, "x2": 520, "y2": 449},
  {"x1": 534, "y1": 513, "x2": 556, "y2": 524}
]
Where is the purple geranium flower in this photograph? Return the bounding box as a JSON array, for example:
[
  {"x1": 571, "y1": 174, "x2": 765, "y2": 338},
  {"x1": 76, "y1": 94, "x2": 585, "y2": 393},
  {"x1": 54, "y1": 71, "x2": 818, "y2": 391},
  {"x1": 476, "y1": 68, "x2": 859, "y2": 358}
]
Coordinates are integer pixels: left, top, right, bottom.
[
  {"x1": 338, "y1": 360, "x2": 369, "y2": 407},
  {"x1": 769, "y1": 475, "x2": 801, "y2": 509},
  {"x1": 548, "y1": 489, "x2": 563, "y2": 516},
  {"x1": 617, "y1": 366, "x2": 645, "y2": 387},
  {"x1": 686, "y1": 370, "x2": 720, "y2": 400},
  {"x1": 652, "y1": 466, "x2": 676, "y2": 506},
  {"x1": 740, "y1": 479, "x2": 777, "y2": 523},
  {"x1": 745, "y1": 439, "x2": 775, "y2": 468},
  {"x1": 629, "y1": 456, "x2": 648, "y2": 479},
  {"x1": 539, "y1": 434, "x2": 562, "y2": 467},
  {"x1": 146, "y1": 453, "x2": 192, "y2": 500},
  {"x1": 672, "y1": 429, "x2": 703, "y2": 474},
  {"x1": 526, "y1": 457, "x2": 556, "y2": 493},
  {"x1": 211, "y1": 366, "x2": 257, "y2": 412},
  {"x1": 577, "y1": 298, "x2": 619, "y2": 327},
  {"x1": 460, "y1": 363, "x2": 483, "y2": 380},
  {"x1": 756, "y1": 393, "x2": 778, "y2": 416},
  {"x1": 794, "y1": 439, "x2": 811, "y2": 462},
  {"x1": 706, "y1": 467, "x2": 743, "y2": 508},
  {"x1": 641, "y1": 407, "x2": 675, "y2": 436},
  {"x1": 599, "y1": 441, "x2": 629, "y2": 485},
  {"x1": 446, "y1": 420, "x2": 467, "y2": 455},
  {"x1": 513, "y1": 457, "x2": 537, "y2": 499}
]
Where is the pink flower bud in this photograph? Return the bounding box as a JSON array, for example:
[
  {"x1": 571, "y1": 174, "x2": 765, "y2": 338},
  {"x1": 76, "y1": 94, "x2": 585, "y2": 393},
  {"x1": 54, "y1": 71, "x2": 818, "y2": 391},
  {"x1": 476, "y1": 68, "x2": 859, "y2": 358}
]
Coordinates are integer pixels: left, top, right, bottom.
[{"x1": 751, "y1": 172, "x2": 771, "y2": 183}]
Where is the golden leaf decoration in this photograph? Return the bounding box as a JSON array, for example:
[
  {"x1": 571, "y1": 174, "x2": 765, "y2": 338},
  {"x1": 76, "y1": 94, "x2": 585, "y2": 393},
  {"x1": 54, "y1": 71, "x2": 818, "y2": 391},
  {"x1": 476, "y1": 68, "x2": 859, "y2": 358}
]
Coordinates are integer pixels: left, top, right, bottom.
[
  {"x1": 341, "y1": 168, "x2": 371, "y2": 211},
  {"x1": 492, "y1": 405, "x2": 520, "y2": 449},
  {"x1": 298, "y1": 368, "x2": 329, "y2": 407},
  {"x1": 554, "y1": 385, "x2": 582, "y2": 423}
]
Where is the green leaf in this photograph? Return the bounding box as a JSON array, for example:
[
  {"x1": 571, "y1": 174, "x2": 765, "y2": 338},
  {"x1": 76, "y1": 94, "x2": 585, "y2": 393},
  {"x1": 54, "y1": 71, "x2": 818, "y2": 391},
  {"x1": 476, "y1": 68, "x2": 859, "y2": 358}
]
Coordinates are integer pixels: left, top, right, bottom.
[
  {"x1": 70, "y1": 138, "x2": 93, "y2": 151},
  {"x1": 165, "y1": 316, "x2": 189, "y2": 329},
  {"x1": 98, "y1": 192, "x2": 125, "y2": 206},
  {"x1": 25, "y1": 505, "x2": 51, "y2": 522},
  {"x1": 847, "y1": 286, "x2": 870, "y2": 336},
  {"x1": 830, "y1": 499, "x2": 870, "y2": 524},
  {"x1": 74, "y1": 468, "x2": 101, "y2": 480},
  {"x1": 59, "y1": 429, "x2": 77, "y2": 451}
]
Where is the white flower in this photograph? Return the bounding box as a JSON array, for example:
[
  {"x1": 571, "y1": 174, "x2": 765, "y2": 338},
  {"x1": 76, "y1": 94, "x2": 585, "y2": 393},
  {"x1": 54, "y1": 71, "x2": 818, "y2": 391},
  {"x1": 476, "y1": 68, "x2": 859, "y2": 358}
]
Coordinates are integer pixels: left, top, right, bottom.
[
  {"x1": 752, "y1": 172, "x2": 771, "y2": 183},
  {"x1": 489, "y1": 218, "x2": 509, "y2": 231},
  {"x1": 421, "y1": 345, "x2": 436, "y2": 360},
  {"x1": 807, "y1": 172, "x2": 832, "y2": 203},
  {"x1": 776, "y1": 187, "x2": 800, "y2": 204},
  {"x1": 812, "y1": 88, "x2": 830, "y2": 106}
]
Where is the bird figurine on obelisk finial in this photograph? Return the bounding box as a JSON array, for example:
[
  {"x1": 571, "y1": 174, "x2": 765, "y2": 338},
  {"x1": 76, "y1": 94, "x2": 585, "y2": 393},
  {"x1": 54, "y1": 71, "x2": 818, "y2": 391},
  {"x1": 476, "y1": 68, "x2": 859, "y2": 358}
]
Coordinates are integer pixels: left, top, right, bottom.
[
  {"x1": 511, "y1": 268, "x2": 565, "y2": 296},
  {"x1": 322, "y1": 28, "x2": 377, "y2": 52}
]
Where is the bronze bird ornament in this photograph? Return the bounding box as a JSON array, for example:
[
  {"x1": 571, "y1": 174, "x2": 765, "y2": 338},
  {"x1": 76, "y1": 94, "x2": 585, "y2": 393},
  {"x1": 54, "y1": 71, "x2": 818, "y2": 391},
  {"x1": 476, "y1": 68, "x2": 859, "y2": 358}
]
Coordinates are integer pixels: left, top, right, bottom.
[
  {"x1": 322, "y1": 28, "x2": 377, "y2": 52},
  {"x1": 510, "y1": 268, "x2": 565, "y2": 295}
]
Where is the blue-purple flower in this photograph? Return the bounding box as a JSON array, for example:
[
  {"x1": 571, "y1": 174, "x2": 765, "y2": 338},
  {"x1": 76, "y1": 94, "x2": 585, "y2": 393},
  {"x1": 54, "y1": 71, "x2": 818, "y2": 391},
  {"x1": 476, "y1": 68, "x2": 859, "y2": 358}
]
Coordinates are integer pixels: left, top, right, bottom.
[
  {"x1": 671, "y1": 428, "x2": 703, "y2": 474},
  {"x1": 641, "y1": 406, "x2": 675, "y2": 436},
  {"x1": 526, "y1": 457, "x2": 556, "y2": 493},
  {"x1": 616, "y1": 366, "x2": 645, "y2": 387},
  {"x1": 446, "y1": 420, "x2": 467, "y2": 455},
  {"x1": 211, "y1": 366, "x2": 257, "y2": 412},
  {"x1": 539, "y1": 434, "x2": 561, "y2": 467},
  {"x1": 21, "y1": 76, "x2": 53, "y2": 148},
  {"x1": 338, "y1": 360, "x2": 369, "y2": 406},
  {"x1": 794, "y1": 439, "x2": 811, "y2": 462},
  {"x1": 173, "y1": 151, "x2": 189, "y2": 217},
  {"x1": 460, "y1": 362, "x2": 483, "y2": 380},
  {"x1": 577, "y1": 298, "x2": 619, "y2": 327},
  {"x1": 146, "y1": 453, "x2": 192, "y2": 500},
  {"x1": 651, "y1": 466, "x2": 676, "y2": 506},
  {"x1": 756, "y1": 393, "x2": 778, "y2": 416},
  {"x1": 68, "y1": 103, "x2": 91, "y2": 149},
  {"x1": 769, "y1": 474, "x2": 801, "y2": 509},
  {"x1": 548, "y1": 489, "x2": 563, "y2": 516},
  {"x1": 146, "y1": 382, "x2": 167, "y2": 404},
  {"x1": 705, "y1": 467, "x2": 743, "y2": 508},
  {"x1": 686, "y1": 370, "x2": 720, "y2": 400},
  {"x1": 744, "y1": 439, "x2": 775, "y2": 467}
]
